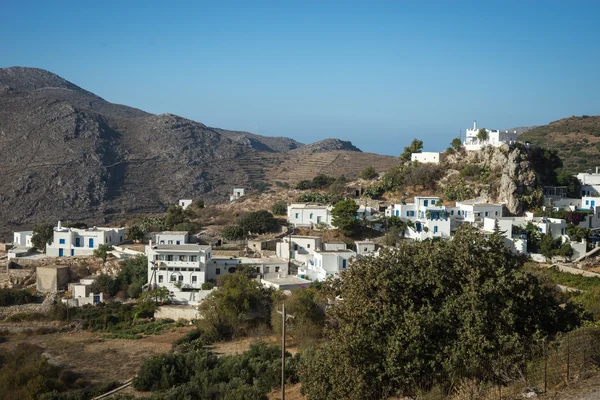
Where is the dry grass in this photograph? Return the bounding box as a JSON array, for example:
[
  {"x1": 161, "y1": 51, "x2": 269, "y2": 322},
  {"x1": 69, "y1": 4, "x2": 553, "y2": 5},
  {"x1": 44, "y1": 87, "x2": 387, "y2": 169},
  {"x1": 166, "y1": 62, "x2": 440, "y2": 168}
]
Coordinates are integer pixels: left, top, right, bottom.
[{"x1": 0, "y1": 325, "x2": 194, "y2": 384}]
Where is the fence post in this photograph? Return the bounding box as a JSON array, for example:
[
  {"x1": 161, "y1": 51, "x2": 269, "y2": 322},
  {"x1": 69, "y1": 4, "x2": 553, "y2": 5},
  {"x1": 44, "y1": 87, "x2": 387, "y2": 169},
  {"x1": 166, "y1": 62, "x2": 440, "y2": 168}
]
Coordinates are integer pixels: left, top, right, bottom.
[
  {"x1": 566, "y1": 334, "x2": 570, "y2": 384},
  {"x1": 544, "y1": 338, "x2": 548, "y2": 394}
]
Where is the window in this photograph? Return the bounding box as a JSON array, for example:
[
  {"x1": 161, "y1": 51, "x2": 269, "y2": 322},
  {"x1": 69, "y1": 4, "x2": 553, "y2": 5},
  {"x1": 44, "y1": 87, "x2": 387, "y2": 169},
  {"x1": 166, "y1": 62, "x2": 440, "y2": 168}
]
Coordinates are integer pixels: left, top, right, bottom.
[
  {"x1": 216, "y1": 268, "x2": 221, "y2": 275},
  {"x1": 168, "y1": 240, "x2": 173, "y2": 244},
  {"x1": 155, "y1": 255, "x2": 159, "y2": 261},
  {"x1": 192, "y1": 276, "x2": 197, "y2": 283},
  {"x1": 363, "y1": 247, "x2": 368, "y2": 251},
  {"x1": 539, "y1": 228, "x2": 543, "y2": 232},
  {"x1": 485, "y1": 212, "x2": 489, "y2": 217},
  {"x1": 179, "y1": 255, "x2": 185, "y2": 261},
  {"x1": 275, "y1": 266, "x2": 280, "y2": 272},
  {"x1": 158, "y1": 275, "x2": 163, "y2": 283},
  {"x1": 167, "y1": 255, "x2": 173, "y2": 261},
  {"x1": 295, "y1": 213, "x2": 299, "y2": 219},
  {"x1": 176, "y1": 241, "x2": 180, "y2": 245},
  {"x1": 265, "y1": 266, "x2": 270, "y2": 273},
  {"x1": 309, "y1": 213, "x2": 313, "y2": 219},
  {"x1": 434, "y1": 226, "x2": 438, "y2": 233},
  {"x1": 170, "y1": 275, "x2": 176, "y2": 282},
  {"x1": 431, "y1": 200, "x2": 435, "y2": 205},
  {"x1": 586, "y1": 200, "x2": 589, "y2": 205},
  {"x1": 342, "y1": 259, "x2": 347, "y2": 268},
  {"x1": 190, "y1": 256, "x2": 197, "y2": 262},
  {"x1": 178, "y1": 275, "x2": 183, "y2": 282},
  {"x1": 59, "y1": 239, "x2": 65, "y2": 244},
  {"x1": 396, "y1": 210, "x2": 400, "y2": 216},
  {"x1": 495, "y1": 211, "x2": 498, "y2": 216},
  {"x1": 424, "y1": 200, "x2": 429, "y2": 206},
  {"x1": 307, "y1": 244, "x2": 310, "y2": 249},
  {"x1": 451, "y1": 210, "x2": 454, "y2": 215}
]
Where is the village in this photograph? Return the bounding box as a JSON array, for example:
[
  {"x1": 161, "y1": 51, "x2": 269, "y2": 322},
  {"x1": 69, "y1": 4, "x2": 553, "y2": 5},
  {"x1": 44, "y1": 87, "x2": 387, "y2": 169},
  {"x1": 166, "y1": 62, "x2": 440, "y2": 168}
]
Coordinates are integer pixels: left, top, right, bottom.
[{"x1": 2, "y1": 123, "x2": 600, "y2": 318}]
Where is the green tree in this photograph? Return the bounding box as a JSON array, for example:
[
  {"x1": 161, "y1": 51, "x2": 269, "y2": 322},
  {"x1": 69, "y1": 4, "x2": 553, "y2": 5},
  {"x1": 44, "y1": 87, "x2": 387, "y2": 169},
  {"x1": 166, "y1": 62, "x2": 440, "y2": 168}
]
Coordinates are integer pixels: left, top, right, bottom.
[
  {"x1": 298, "y1": 225, "x2": 584, "y2": 400},
  {"x1": 117, "y1": 255, "x2": 148, "y2": 297},
  {"x1": 311, "y1": 174, "x2": 336, "y2": 189},
  {"x1": 359, "y1": 166, "x2": 378, "y2": 180},
  {"x1": 477, "y1": 128, "x2": 489, "y2": 142},
  {"x1": 238, "y1": 210, "x2": 279, "y2": 235},
  {"x1": 271, "y1": 201, "x2": 287, "y2": 216},
  {"x1": 196, "y1": 200, "x2": 205, "y2": 209},
  {"x1": 331, "y1": 199, "x2": 359, "y2": 235},
  {"x1": 271, "y1": 288, "x2": 326, "y2": 348},
  {"x1": 451, "y1": 137, "x2": 462, "y2": 150},
  {"x1": 164, "y1": 205, "x2": 186, "y2": 229},
  {"x1": 400, "y1": 138, "x2": 423, "y2": 162},
  {"x1": 31, "y1": 223, "x2": 54, "y2": 251},
  {"x1": 89, "y1": 274, "x2": 120, "y2": 297},
  {"x1": 221, "y1": 225, "x2": 244, "y2": 241},
  {"x1": 198, "y1": 272, "x2": 273, "y2": 339},
  {"x1": 93, "y1": 244, "x2": 114, "y2": 265},
  {"x1": 327, "y1": 177, "x2": 348, "y2": 203},
  {"x1": 126, "y1": 225, "x2": 144, "y2": 242}
]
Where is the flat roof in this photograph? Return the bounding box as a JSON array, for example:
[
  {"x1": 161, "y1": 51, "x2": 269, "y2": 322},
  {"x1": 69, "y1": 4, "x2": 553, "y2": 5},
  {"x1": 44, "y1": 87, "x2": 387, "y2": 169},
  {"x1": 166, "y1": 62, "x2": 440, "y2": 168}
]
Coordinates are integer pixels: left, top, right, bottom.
[
  {"x1": 315, "y1": 249, "x2": 355, "y2": 254},
  {"x1": 156, "y1": 231, "x2": 189, "y2": 235},
  {"x1": 262, "y1": 276, "x2": 312, "y2": 285},
  {"x1": 290, "y1": 235, "x2": 321, "y2": 239},
  {"x1": 289, "y1": 203, "x2": 330, "y2": 208},
  {"x1": 151, "y1": 244, "x2": 210, "y2": 252}
]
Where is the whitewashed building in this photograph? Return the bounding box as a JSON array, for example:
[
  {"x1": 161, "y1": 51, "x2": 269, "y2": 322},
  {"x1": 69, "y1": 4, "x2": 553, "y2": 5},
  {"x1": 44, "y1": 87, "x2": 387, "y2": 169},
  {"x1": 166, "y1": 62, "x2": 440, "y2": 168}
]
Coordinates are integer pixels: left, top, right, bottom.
[
  {"x1": 355, "y1": 240, "x2": 377, "y2": 256},
  {"x1": 178, "y1": 199, "x2": 193, "y2": 210},
  {"x1": 411, "y1": 152, "x2": 441, "y2": 164},
  {"x1": 299, "y1": 249, "x2": 356, "y2": 281},
  {"x1": 154, "y1": 231, "x2": 189, "y2": 245},
  {"x1": 287, "y1": 204, "x2": 333, "y2": 228},
  {"x1": 13, "y1": 231, "x2": 33, "y2": 247},
  {"x1": 276, "y1": 235, "x2": 322, "y2": 266},
  {"x1": 464, "y1": 121, "x2": 519, "y2": 151},
  {"x1": 46, "y1": 222, "x2": 125, "y2": 257},
  {"x1": 146, "y1": 241, "x2": 213, "y2": 304},
  {"x1": 230, "y1": 188, "x2": 245, "y2": 201},
  {"x1": 481, "y1": 218, "x2": 528, "y2": 255},
  {"x1": 449, "y1": 199, "x2": 503, "y2": 225},
  {"x1": 578, "y1": 168, "x2": 600, "y2": 197},
  {"x1": 385, "y1": 197, "x2": 452, "y2": 240}
]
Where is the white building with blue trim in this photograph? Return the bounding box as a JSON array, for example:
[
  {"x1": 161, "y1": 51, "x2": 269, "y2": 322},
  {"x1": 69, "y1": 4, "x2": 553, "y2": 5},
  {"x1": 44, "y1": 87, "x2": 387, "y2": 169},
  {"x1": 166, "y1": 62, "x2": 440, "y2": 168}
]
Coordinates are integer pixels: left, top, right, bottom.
[{"x1": 46, "y1": 221, "x2": 125, "y2": 257}]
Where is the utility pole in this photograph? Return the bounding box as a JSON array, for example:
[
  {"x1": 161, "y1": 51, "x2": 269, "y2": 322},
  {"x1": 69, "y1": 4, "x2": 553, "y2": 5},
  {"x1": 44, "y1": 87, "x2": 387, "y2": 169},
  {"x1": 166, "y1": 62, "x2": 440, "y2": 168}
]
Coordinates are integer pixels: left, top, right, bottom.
[{"x1": 277, "y1": 303, "x2": 295, "y2": 400}]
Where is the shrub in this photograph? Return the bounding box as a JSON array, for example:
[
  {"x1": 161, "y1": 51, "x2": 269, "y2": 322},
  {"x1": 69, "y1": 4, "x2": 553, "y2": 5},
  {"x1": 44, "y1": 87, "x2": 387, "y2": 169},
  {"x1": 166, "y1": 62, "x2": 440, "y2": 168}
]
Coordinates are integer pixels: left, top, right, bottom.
[
  {"x1": 271, "y1": 201, "x2": 287, "y2": 215},
  {"x1": 0, "y1": 288, "x2": 36, "y2": 306},
  {"x1": 221, "y1": 225, "x2": 244, "y2": 241},
  {"x1": 359, "y1": 166, "x2": 378, "y2": 180}
]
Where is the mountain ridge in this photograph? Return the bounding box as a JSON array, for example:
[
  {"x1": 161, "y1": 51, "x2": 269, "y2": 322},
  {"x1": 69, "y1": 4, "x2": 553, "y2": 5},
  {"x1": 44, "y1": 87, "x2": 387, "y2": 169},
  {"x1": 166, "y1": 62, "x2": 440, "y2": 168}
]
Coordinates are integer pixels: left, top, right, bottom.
[{"x1": 0, "y1": 67, "x2": 395, "y2": 235}]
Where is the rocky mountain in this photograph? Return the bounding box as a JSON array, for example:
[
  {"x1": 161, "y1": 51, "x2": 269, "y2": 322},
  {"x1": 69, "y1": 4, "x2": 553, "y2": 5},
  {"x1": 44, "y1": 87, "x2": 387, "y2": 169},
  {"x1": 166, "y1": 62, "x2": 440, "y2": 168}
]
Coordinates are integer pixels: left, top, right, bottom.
[
  {"x1": 0, "y1": 67, "x2": 398, "y2": 235},
  {"x1": 519, "y1": 115, "x2": 600, "y2": 173}
]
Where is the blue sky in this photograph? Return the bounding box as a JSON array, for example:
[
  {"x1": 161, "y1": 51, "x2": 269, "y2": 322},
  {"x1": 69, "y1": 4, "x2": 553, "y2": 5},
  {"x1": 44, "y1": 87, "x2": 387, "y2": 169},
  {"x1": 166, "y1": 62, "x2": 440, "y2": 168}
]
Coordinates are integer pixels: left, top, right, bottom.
[{"x1": 2, "y1": 1, "x2": 599, "y2": 155}]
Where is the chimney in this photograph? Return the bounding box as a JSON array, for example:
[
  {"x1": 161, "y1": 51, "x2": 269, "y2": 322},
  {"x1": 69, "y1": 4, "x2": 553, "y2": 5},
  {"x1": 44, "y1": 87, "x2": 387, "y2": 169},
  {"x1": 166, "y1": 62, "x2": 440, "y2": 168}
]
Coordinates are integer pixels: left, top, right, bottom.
[
  {"x1": 474, "y1": 120, "x2": 477, "y2": 130},
  {"x1": 596, "y1": 166, "x2": 599, "y2": 174},
  {"x1": 57, "y1": 220, "x2": 62, "y2": 230}
]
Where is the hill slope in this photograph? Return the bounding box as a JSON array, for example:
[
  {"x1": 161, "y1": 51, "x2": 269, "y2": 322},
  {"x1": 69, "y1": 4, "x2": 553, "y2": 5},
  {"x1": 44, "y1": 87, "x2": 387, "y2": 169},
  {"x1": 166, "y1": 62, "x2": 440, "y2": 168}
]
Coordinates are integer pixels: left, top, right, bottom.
[
  {"x1": 0, "y1": 67, "x2": 397, "y2": 234},
  {"x1": 519, "y1": 116, "x2": 600, "y2": 173}
]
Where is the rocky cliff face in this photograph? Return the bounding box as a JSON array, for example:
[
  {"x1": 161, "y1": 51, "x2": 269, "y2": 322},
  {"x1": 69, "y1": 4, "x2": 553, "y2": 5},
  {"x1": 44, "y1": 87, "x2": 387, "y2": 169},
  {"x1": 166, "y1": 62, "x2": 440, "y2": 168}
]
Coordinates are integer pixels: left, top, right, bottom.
[
  {"x1": 0, "y1": 67, "x2": 391, "y2": 236},
  {"x1": 444, "y1": 146, "x2": 539, "y2": 214}
]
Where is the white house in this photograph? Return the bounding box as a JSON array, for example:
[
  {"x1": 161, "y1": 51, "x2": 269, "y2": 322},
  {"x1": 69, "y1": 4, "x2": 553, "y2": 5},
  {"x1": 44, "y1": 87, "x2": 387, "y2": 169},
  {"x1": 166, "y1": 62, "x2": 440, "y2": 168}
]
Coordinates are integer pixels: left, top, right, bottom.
[
  {"x1": 276, "y1": 235, "x2": 322, "y2": 266},
  {"x1": 261, "y1": 276, "x2": 312, "y2": 291},
  {"x1": 355, "y1": 240, "x2": 377, "y2": 257},
  {"x1": 209, "y1": 256, "x2": 289, "y2": 280},
  {"x1": 299, "y1": 249, "x2": 356, "y2": 281},
  {"x1": 482, "y1": 217, "x2": 528, "y2": 255},
  {"x1": 464, "y1": 121, "x2": 519, "y2": 151},
  {"x1": 411, "y1": 152, "x2": 441, "y2": 164},
  {"x1": 13, "y1": 231, "x2": 33, "y2": 247},
  {"x1": 230, "y1": 188, "x2": 245, "y2": 201},
  {"x1": 66, "y1": 277, "x2": 104, "y2": 307},
  {"x1": 582, "y1": 196, "x2": 600, "y2": 211},
  {"x1": 386, "y1": 197, "x2": 452, "y2": 240},
  {"x1": 46, "y1": 221, "x2": 125, "y2": 257},
  {"x1": 287, "y1": 204, "x2": 333, "y2": 228},
  {"x1": 154, "y1": 231, "x2": 189, "y2": 245},
  {"x1": 178, "y1": 199, "x2": 193, "y2": 210},
  {"x1": 449, "y1": 199, "x2": 504, "y2": 225},
  {"x1": 577, "y1": 168, "x2": 600, "y2": 197},
  {"x1": 146, "y1": 241, "x2": 213, "y2": 304}
]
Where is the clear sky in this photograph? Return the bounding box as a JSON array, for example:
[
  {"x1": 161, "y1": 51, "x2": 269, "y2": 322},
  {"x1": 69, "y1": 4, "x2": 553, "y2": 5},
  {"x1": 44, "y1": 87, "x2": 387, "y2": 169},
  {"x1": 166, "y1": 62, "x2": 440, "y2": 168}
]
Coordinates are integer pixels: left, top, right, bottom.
[{"x1": 2, "y1": 1, "x2": 599, "y2": 155}]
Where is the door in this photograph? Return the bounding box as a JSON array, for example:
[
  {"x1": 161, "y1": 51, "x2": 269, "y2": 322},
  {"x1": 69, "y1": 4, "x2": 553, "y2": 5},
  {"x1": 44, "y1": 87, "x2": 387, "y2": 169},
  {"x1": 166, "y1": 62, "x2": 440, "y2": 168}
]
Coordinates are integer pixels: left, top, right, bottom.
[
  {"x1": 59, "y1": 248, "x2": 64, "y2": 257},
  {"x1": 592, "y1": 201, "x2": 596, "y2": 208},
  {"x1": 75, "y1": 237, "x2": 80, "y2": 247},
  {"x1": 89, "y1": 238, "x2": 94, "y2": 248}
]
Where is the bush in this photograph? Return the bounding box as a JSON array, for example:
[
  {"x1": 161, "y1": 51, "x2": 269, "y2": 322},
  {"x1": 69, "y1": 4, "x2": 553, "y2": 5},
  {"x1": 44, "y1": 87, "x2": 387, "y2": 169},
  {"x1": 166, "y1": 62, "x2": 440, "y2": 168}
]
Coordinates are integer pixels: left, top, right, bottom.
[
  {"x1": 238, "y1": 210, "x2": 279, "y2": 235},
  {"x1": 133, "y1": 343, "x2": 298, "y2": 398},
  {"x1": 221, "y1": 225, "x2": 244, "y2": 241},
  {"x1": 0, "y1": 288, "x2": 36, "y2": 306},
  {"x1": 296, "y1": 192, "x2": 332, "y2": 203},
  {"x1": 359, "y1": 166, "x2": 378, "y2": 180},
  {"x1": 271, "y1": 201, "x2": 287, "y2": 216}
]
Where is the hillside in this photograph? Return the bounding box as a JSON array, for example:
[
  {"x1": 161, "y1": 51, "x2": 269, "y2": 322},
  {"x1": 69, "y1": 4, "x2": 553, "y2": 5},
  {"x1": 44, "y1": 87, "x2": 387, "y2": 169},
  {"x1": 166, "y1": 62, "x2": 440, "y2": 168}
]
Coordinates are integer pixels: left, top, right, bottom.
[
  {"x1": 519, "y1": 115, "x2": 600, "y2": 173},
  {"x1": 0, "y1": 67, "x2": 398, "y2": 235}
]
